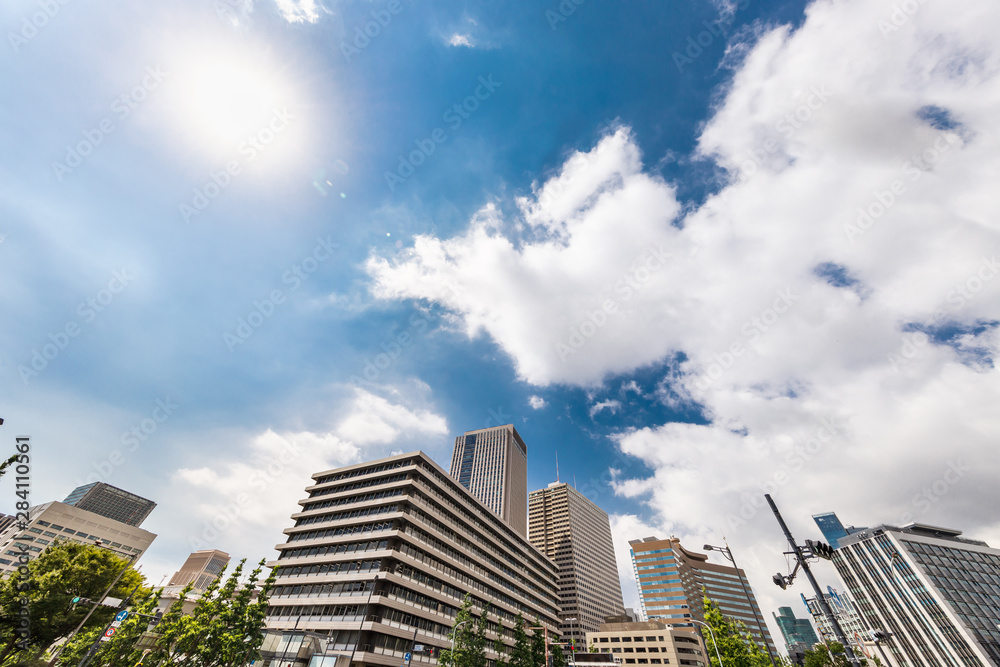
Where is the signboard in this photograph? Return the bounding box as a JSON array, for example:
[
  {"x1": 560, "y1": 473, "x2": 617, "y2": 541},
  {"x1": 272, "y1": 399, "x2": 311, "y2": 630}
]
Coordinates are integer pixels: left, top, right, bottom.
[
  {"x1": 413, "y1": 645, "x2": 424, "y2": 652},
  {"x1": 404, "y1": 653, "x2": 411, "y2": 662},
  {"x1": 116, "y1": 610, "x2": 130, "y2": 622},
  {"x1": 111, "y1": 621, "x2": 122, "y2": 629},
  {"x1": 100, "y1": 627, "x2": 117, "y2": 642}
]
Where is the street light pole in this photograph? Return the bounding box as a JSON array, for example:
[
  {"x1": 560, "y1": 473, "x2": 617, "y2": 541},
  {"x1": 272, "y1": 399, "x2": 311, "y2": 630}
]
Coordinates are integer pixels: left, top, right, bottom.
[
  {"x1": 704, "y1": 542, "x2": 777, "y2": 667},
  {"x1": 690, "y1": 619, "x2": 726, "y2": 667}
]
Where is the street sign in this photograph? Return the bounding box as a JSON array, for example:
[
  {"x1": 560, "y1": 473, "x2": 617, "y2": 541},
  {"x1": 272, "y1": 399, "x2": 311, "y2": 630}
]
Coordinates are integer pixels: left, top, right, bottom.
[
  {"x1": 404, "y1": 653, "x2": 412, "y2": 662},
  {"x1": 110, "y1": 621, "x2": 122, "y2": 629},
  {"x1": 101, "y1": 627, "x2": 117, "y2": 642},
  {"x1": 116, "y1": 610, "x2": 130, "y2": 622},
  {"x1": 413, "y1": 645, "x2": 424, "y2": 652}
]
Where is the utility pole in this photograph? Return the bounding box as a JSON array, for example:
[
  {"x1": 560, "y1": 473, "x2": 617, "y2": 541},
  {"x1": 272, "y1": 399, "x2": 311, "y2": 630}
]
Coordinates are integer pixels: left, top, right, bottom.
[{"x1": 765, "y1": 494, "x2": 861, "y2": 667}]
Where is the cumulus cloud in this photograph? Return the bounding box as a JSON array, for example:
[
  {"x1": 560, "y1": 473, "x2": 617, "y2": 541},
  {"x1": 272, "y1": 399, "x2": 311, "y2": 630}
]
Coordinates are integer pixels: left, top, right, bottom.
[
  {"x1": 529, "y1": 395, "x2": 548, "y2": 409},
  {"x1": 170, "y1": 387, "x2": 448, "y2": 559},
  {"x1": 589, "y1": 399, "x2": 622, "y2": 418},
  {"x1": 369, "y1": 0, "x2": 1000, "y2": 626},
  {"x1": 447, "y1": 33, "x2": 475, "y2": 48}
]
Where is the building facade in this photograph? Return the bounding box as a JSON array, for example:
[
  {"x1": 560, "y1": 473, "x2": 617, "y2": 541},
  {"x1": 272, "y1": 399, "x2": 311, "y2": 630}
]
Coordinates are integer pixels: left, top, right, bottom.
[
  {"x1": 0, "y1": 500, "x2": 156, "y2": 576},
  {"x1": 801, "y1": 587, "x2": 868, "y2": 656},
  {"x1": 449, "y1": 425, "x2": 528, "y2": 537},
  {"x1": 773, "y1": 606, "x2": 820, "y2": 654},
  {"x1": 168, "y1": 549, "x2": 231, "y2": 592},
  {"x1": 63, "y1": 482, "x2": 157, "y2": 527},
  {"x1": 629, "y1": 537, "x2": 776, "y2": 656},
  {"x1": 832, "y1": 522, "x2": 1000, "y2": 667},
  {"x1": 266, "y1": 452, "x2": 561, "y2": 667},
  {"x1": 528, "y1": 482, "x2": 626, "y2": 644},
  {"x1": 587, "y1": 620, "x2": 705, "y2": 667}
]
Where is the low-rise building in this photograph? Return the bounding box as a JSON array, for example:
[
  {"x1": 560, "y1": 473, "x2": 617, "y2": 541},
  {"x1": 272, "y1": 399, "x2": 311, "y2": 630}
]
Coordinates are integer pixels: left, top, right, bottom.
[{"x1": 587, "y1": 620, "x2": 706, "y2": 667}]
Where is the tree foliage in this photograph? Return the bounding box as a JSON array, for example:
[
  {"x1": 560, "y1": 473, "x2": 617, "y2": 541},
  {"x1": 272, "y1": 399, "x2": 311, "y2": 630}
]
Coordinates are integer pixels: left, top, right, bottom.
[
  {"x1": 68, "y1": 558, "x2": 277, "y2": 667},
  {"x1": 0, "y1": 540, "x2": 148, "y2": 665},
  {"x1": 0, "y1": 455, "x2": 17, "y2": 481},
  {"x1": 550, "y1": 641, "x2": 566, "y2": 667},
  {"x1": 439, "y1": 595, "x2": 498, "y2": 667},
  {"x1": 699, "y1": 596, "x2": 772, "y2": 667}
]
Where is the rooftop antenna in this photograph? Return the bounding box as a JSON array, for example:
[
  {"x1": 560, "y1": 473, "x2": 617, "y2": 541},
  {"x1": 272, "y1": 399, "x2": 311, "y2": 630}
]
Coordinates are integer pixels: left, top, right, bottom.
[
  {"x1": 573, "y1": 474, "x2": 577, "y2": 489},
  {"x1": 556, "y1": 451, "x2": 560, "y2": 483}
]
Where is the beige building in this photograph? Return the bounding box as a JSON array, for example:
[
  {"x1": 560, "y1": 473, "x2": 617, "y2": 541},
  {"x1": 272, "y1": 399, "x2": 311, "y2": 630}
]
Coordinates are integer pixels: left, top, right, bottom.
[
  {"x1": 449, "y1": 424, "x2": 528, "y2": 537},
  {"x1": 0, "y1": 501, "x2": 156, "y2": 576},
  {"x1": 265, "y1": 451, "x2": 561, "y2": 667},
  {"x1": 529, "y1": 482, "x2": 625, "y2": 646},
  {"x1": 168, "y1": 549, "x2": 230, "y2": 592},
  {"x1": 587, "y1": 620, "x2": 706, "y2": 667},
  {"x1": 629, "y1": 537, "x2": 776, "y2": 656}
]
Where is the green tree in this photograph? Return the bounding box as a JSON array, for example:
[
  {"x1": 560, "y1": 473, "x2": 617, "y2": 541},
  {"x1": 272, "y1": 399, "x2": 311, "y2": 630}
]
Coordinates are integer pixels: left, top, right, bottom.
[
  {"x1": 0, "y1": 455, "x2": 17, "y2": 480},
  {"x1": 145, "y1": 558, "x2": 277, "y2": 667},
  {"x1": 528, "y1": 623, "x2": 546, "y2": 667},
  {"x1": 503, "y1": 615, "x2": 533, "y2": 667},
  {"x1": 0, "y1": 540, "x2": 148, "y2": 665},
  {"x1": 699, "y1": 596, "x2": 772, "y2": 667},
  {"x1": 54, "y1": 589, "x2": 161, "y2": 667},
  {"x1": 803, "y1": 642, "x2": 863, "y2": 667},
  {"x1": 439, "y1": 596, "x2": 494, "y2": 667}
]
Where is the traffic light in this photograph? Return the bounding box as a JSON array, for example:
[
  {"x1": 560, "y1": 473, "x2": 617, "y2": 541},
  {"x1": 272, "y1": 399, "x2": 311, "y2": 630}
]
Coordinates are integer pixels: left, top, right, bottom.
[
  {"x1": 149, "y1": 610, "x2": 164, "y2": 627},
  {"x1": 427, "y1": 648, "x2": 436, "y2": 659},
  {"x1": 871, "y1": 631, "x2": 890, "y2": 643},
  {"x1": 804, "y1": 540, "x2": 835, "y2": 560},
  {"x1": 772, "y1": 573, "x2": 787, "y2": 590}
]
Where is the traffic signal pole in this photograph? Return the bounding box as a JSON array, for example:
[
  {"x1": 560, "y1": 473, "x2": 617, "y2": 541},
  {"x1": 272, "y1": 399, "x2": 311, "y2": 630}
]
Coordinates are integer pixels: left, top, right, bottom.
[{"x1": 765, "y1": 495, "x2": 862, "y2": 667}]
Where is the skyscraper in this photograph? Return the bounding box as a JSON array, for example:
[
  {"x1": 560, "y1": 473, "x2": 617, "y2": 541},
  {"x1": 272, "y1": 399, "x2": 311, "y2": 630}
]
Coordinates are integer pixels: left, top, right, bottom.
[
  {"x1": 63, "y1": 482, "x2": 156, "y2": 527},
  {"x1": 812, "y1": 513, "x2": 850, "y2": 549},
  {"x1": 528, "y1": 482, "x2": 625, "y2": 644},
  {"x1": 831, "y1": 522, "x2": 1000, "y2": 667},
  {"x1": 449, "y1": 424, "x2": 528, "y2": 537},
  {"x1": 629, "y1": 537, "x2": 777, "y2": 656},
  {"x1": 800, "y1": 587, "x2": 868, "y2": 657},
  {"x1": 773, "y1": 606, "x2": 820, "y2": 653},
  {"x1": 265, "y1": 452, "x2": 561, "y2": 667},
  {"x1": 168, "y1": 549, "x2": 231, "y2": 593}
]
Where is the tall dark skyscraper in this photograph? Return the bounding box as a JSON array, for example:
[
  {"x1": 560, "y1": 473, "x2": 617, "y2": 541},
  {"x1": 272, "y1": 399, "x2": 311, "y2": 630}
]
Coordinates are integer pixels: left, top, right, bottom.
[
  {"x1": 449, "y1": 424, "x2": 528, "y2": 537},
  {"x1": 63, "y1": 482, "x2": 156, "y2": 527}
]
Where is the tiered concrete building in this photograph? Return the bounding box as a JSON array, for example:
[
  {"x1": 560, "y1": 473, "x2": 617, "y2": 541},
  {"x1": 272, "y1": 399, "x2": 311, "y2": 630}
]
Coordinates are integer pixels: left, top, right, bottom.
[
  {"x1": 265, "y1": 452, "x2": 561, "y2": 667},
  {"x1": 168, "y1": 549, "x2": 231, "y2": 592},
  {"x1": 629, "y1": 537, "x2": 776, "y2": 656},
  {"x1": 831, "y1": 522, "x2": 1000, "y2": 667},
  {"x1": 529, "y1": 482, "x2": 625, "y2": 646}
]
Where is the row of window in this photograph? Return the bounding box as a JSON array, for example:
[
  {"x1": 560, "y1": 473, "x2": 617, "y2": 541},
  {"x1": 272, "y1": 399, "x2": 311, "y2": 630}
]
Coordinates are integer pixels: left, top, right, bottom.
[
  {"x1": 278, "y1": 538, "x2": 388, "y2": 560},
  {"x1": 286, "y1": 519, "x2": 396, "y2": 543},
  {"x1": 300, "y1": 488, "x2": 404, "y2": 514},
  {"x1": 294, "y1": 501, "x2": 400, "y2": 527},
  {"x1": 308, "y1": 473, "x2": 409, "y2": 499},
  {"x1": 275, "y1": 558, "x2": 381, "y2": 578},
  {"x1": 314, "y1": 459, "x2": 411, "y2": 486}
]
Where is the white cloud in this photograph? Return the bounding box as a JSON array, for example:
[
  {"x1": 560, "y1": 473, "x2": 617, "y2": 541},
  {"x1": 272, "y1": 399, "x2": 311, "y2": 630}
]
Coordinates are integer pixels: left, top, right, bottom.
[
  {"x1": 589, "y1": 399, "x2": 621, "y2": 418},
  {"x1": 447, "y1": 33, "x2": 475, "y2": 48},
  {"x1": 529, "y1": 395, "x2": 548, "y2": 409},
  {"x1": 273, "y1": 0, "x2": 322, "y2": 23},
  {"x1": 367, "y1": 0, "x2": 1000, "y2": 638},
  {"x1": 169, "y1": 387, "x2": 448, "y2": 562}
]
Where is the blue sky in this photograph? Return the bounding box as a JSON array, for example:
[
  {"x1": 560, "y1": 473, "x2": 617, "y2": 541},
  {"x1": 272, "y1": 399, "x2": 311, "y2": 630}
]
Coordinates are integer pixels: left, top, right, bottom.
[{"x1": 3, "y1": 0, "x2": 1000, "y2": 642}]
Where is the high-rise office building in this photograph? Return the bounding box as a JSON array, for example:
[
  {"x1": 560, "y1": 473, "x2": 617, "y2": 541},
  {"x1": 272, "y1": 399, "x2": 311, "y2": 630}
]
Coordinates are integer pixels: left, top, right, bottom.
[
  {"x1": 449, "y1": 425, "x2": 528, "y2": 537},
  {"x1": 168, "y1": 549, "x2": 231, "y2": 592},
  {"x1": 831, "y1": 522, "x2": 1000, "y2": 667},
  {"x1": 0, "y1": 500, "x2": 156, "y2": 576},
  {"x1": 528, "y1": 482, "x2": 625, "y2": 644},
  {"x1": 265, "y1": 452, "x2": 561, "y2": 667},
  {"x1": 63, "y1": 482, "x2": 156, "y2": 527},
  {"x1": 773, "y1": 606, "x2": 820, "y2": 653},
  {"x1": 800, "y1": 587, "x2": 868, "y2": 656},
  {"x1": 629, "y1": 537, "x2": 777, "y2": 656},
  {"x1": 813, "y1": 513, "x2": 850, "y2": 549}
]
